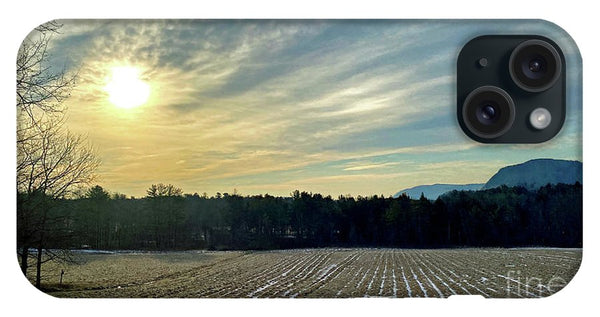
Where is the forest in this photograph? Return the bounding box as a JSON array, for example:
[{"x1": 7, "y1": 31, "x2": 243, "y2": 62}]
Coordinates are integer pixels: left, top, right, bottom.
[{"x1": 17, "y1": 182, "x2": 582, "y2": 252}]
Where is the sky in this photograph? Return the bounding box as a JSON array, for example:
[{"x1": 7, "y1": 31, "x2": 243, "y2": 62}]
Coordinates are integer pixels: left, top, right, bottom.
[{"x1": 30, "y1": 20, "x2": 582, "y2": 198}]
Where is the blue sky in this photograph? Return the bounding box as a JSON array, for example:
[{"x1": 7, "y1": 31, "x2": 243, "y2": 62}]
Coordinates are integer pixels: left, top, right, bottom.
[{"x1": 34, "y1": 20, "x2": 582, "y2": 197}]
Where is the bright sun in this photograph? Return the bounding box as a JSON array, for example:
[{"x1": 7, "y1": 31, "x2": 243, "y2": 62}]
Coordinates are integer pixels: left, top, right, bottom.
[{"x1": 105, "y1": 67, "x2": 150, "y2": 109}]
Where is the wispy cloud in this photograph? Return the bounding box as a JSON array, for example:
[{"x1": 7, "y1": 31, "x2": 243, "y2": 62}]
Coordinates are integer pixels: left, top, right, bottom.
[
  {"x1": 41, "y1": 20, "x2": 582, "y2": 197},
  {"x1": 343, "y1": 162, "x2": 402, "y2": 171}
]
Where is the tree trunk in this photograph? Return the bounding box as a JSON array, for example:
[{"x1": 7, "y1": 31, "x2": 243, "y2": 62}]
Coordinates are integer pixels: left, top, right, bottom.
[
  {"x1": 20, "y1": 246, "x2": 29, "y2": 276},
  {"x1": 35, "y1": 202, "x2": 49, "y2": 289},
  {"x1": 203, "y1": 227, "x2": 209, "y2": 247},
  {"x1": 35, "y1": 238, "x2": 43, "y2": 289}
]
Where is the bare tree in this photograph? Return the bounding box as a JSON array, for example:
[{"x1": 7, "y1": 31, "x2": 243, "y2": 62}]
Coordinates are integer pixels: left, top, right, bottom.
[
  {"x1": 146, "y1": 183, "x2": 184, "y2": 198},
  {"x1": 17, "y1": 21, "x2": 73, "y2": 117},
  {"x1": 16, "y1": 21, "x2": 99, "y2": 289}
]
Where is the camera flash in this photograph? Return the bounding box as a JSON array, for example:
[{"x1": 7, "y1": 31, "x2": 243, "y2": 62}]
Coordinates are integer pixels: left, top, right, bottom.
[
  {"x1": 530, "y1": 107, "x2": 552, "y2": 130},
  {"x1": 477, "y1": 57, "x2": 488, "y2": 68}
]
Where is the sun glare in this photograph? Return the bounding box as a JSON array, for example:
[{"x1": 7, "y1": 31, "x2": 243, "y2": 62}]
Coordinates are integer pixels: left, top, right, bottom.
[{"x1": 105, "y1": 67, "x2": 150, "y2": 109}]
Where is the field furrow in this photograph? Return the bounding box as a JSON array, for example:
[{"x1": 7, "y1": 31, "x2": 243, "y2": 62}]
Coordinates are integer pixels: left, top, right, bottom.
[{"x1": 45, "y1": 248, "x2": 581, "y2": 298}]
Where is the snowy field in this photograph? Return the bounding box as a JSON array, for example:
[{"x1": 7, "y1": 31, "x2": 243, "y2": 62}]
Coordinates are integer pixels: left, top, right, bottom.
[{"x1": 38, "y1": 248, "x2": 581, "y2": 298}]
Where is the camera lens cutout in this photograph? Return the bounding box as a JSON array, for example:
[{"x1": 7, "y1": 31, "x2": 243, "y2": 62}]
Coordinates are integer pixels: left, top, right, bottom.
[
  {"x1": 509, "y1": 39, "x2": 562, "y2": 92},
  {"x1": 462, "y1": 86, "x2": 515, "y2": 139}
]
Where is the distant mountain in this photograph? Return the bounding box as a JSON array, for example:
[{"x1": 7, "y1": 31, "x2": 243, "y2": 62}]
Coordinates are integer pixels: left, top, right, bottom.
[
  {"x1": 393, "y1": 184, "x2": 484, "y2": 200},
  {"x1": 483, "y1": 158, "x2": 582, "y2": 190},
  {"x1": 393, "y1": 158, "x2": 582, "y2": 200}
]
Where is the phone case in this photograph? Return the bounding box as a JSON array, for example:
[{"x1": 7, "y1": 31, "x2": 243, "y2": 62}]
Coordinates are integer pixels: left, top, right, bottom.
[{"x1": 16, "y1": 19, "x2": 582, "y2": 298}]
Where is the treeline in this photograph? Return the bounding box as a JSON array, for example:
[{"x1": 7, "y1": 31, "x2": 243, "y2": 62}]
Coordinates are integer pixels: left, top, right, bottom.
[{"x1": 20, "y1": 183, "x2": 582, "y2": 251}]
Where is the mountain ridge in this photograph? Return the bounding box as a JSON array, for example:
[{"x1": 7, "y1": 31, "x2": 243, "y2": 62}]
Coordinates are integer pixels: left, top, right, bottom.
[
  {"x1": 394, "y1": 158, "x2": 582, "y2": 200},
  {"x1": 482, "y1": 158, "x2": 582, "y2": 190},
  {"x1": 393, "y1": 183, "x2": 484, "y2": 199}
]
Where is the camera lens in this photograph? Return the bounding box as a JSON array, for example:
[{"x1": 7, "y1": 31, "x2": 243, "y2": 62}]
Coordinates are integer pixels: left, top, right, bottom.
[
  {"x1": 462, "y1": 86, "x2": 515, "y2": 139},
  {"x1": 477, "y1": 104, "x2": 498, "y2": 124},
  {"x1": 509, "y1": 39, "x2": 562, "y2": 92},
  {"x1": 528, "y1": 58, "x2": 545, "y2": 74}
]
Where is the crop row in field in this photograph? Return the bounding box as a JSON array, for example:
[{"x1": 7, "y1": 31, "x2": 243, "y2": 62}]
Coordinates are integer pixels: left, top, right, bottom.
[{"x1": 42, "y1": 248, "x2": 581, "y2": 298}]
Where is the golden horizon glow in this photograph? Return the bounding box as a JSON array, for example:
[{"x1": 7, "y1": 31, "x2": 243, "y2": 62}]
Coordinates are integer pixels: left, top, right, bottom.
[{"x1": 104, "y1": 67, "x2": 150, "y2": 109}]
